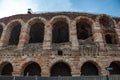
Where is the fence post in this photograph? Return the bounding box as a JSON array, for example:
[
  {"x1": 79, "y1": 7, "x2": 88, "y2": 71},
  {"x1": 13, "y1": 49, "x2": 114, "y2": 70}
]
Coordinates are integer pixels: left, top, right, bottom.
[
  {"x1": 35, "y1": 76, "x2": 37, "y2": 80},
  {"x1": 13, "y1": 76, "x2": 15, "y2": 80},
  {"x1": 58, "y1": 76, "x2": 62, "y2": 80},
  {"x1": 106, "y1": 75, "x2": 109, "y2": 80}
]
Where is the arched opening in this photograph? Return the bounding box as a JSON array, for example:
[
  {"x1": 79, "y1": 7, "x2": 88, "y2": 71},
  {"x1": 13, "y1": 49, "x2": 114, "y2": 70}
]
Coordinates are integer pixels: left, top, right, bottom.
[
  {"x1": 99, "y1": 16, "x2": 118, "y2": 44},
  {"x1": 29, "y1": 22, "x2": 44, "y2": 43},
  {"x1": 52, "y1": 21, "x2": 69, "y2": 43},
  {"x1": 0, "y1": 25, "x2": 3, "y2": 38},
  {"x1": 99, "y1": 17, "x2": 112, "y2": 28},
  {"x1": 105, "y1": 34, "x2": 113, "y2": 44},
  {"x1": 1, "y1": 63, "x2": 13, "y2": 76},
  {"x1": 105, "y1": 33, "x2": 117, "y2": 44},
  {"x1": 81, "y1": 62, "x2": 99, "y2": 76},
  {"x1": 109, "y1": 61, "x2": 120, "y2": 75},
  {"x1": 8, "y1": 23, "x2": 21, "y2": 45},
  {"x1": 50, "y1": 62, "x2": 71, "y2": 76},
  {"x1": 23, "y1": 62, "x2": 41, "y2": 76},
  {"x1": 76, "y1": 21, "x2": 92, "y2": 40}
]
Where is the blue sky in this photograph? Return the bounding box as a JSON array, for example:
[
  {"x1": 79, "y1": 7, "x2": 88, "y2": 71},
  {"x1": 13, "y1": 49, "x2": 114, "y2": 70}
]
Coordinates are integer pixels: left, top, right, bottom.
[{"x1": 0, "y1": 0, "x2": 120, "y2": 18}]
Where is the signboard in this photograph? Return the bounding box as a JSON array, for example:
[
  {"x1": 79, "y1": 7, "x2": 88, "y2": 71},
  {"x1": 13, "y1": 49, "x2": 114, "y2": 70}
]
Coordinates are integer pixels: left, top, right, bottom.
[{"x1": 106, "y1": 67, "x2": 113, "y2": 71}]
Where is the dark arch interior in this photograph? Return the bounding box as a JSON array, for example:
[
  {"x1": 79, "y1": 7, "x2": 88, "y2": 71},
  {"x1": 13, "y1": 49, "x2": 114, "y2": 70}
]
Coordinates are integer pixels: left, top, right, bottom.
[
  {"x1": 76, "y1": 21, "x2": 92, "y2": 40},
  {"x1": 29, "y1": 22, "x2": 44, "y2": 43},
  {"x1": 50, "y1": 62, "x2": 71, "y2": 76},
  {"x1": 1, "y1": 63, "x2": 13, "y2": 76},
  {"x1": 24, "y1": 62, "x2": 41, "y2": 76},
  {"x1": 109, "y1": 62, "x2": 120, "y2": 75},
  {"x1": 105, "y1": 34, "x2": 117, "y2": 44},
  {"x1": 52, "y1": 21, "x2": 69, "y2": 43},
  {"x1": 105, "y1": 34, "x2": 113, "y2": 44},
  {"x1": 9, "y1": 24, "x2": 21, "y2": 45},
  {"x1": 0, "y1": 25, "x2": 3, "y2": 38},
  {"x1": 81, "y1": 62, "x2": 99, "y2": 76}
]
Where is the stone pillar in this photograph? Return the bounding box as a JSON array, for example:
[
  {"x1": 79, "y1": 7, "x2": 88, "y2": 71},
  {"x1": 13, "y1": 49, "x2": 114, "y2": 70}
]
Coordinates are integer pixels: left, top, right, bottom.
[
  {"x1": 41, "y1": 68, "x2": 50, "y2": 77},
  {"x1": 41, "y1": 61, "x2": 50, "y2": 77},
  {"x1": 43, "y1": 22, "x2": 52, "y2": 49},
  {"x1": 12, "y1": 70, "x2": 21, "y2": 76},
  {"x1": 101, "y1": 68, "x2": 109, "y2": 75},
  {"x1": 101, "y1": 65, "x2": 110, "y2": 75},
  {"x1": 18, "y1": 24, "x2": 29, "y2": 50},
  {"x1": 70, "y1": 21, "x2": 79, "y2": 50},
  {"x1": 71, "y1": 62, "x2": 80, "y2": 76},
  {"x1": 0, "y1": 27, "x2": 10, "y2": 47},
  {"x1": 12, "y1": 63, "x2": 22, "y2": 76},
  {"x1": 115, "y1": 27, "x2": 120, "y2": 44},
  {"x1": 93, "y1": 22, "x2": 105, "y2": 51},
  {"x1": 72, "y1": 71, "x2": 80, "y2": 76}
]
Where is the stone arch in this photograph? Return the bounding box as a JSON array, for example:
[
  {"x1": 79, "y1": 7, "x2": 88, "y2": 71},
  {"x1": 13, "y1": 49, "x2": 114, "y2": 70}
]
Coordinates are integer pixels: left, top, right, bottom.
[
  {"x1": 80, "y1": 60, "x2": 101, "y2": 76},
  {"x1": 74, "y1": 16, "x2": 94, "y2": 25},
  {"x1": 5, "y1": 19, "x2": 24, "y2": 45},
  {"x1": 27, "y1": 17, "x2": 47, "y2": 26},
  {"x1": 0, "y1": 61, "x2": 13, "y2": 76},
  {"x1": 50, "y1": 15, "x2": 70, "y2": 43},
  {"x1": 50, "y1": 15, "x2": 70, "y2": 25},
  {"x1": 21, "y1": 61, "x2": 41, "y2": 76},
  {"x1": 96, "y1": 15, "x2": 118, "y2": 44},
  {"x1": 108, "y1": 61, "x2": 120, "y2": 75},
  {"x1": 104, "y1": 32, "x2": 118, "y2": 44},
  {"x1": 26, "y1": 17, "x2": 47, "y2": 43},
  {"x1": 96, "y1": 14, "x2": 117, "y2": 28},
  {"x1": 73, "y1": 16, "x2": 94, "y2": 42},
  {"x1": 105, "y1": 34, "x2": 116, "y2": 44},
  {"x1": 50, "y1": 61, "x2": 72, "y2": 76},
  {"x1": 49, "y1": 60, "x2": 72, "y2": 71}
]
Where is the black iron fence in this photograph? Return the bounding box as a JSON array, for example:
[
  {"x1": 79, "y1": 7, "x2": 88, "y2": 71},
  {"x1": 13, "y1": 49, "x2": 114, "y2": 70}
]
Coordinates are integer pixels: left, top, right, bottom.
[{"x1": 0, "y1": 75, "x2": 119, "y2": 80}]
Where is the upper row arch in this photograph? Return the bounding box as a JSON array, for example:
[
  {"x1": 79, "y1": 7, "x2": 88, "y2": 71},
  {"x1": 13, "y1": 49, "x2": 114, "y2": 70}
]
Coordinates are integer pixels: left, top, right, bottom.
[{"x1": 0, "y1": 14, "x2": 118, "y2": 29}]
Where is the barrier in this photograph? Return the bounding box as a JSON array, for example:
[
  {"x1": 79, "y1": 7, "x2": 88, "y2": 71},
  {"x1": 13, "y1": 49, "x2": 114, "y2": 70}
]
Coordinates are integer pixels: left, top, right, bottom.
[{"x1": 0, "y1": 75, "x2": 119, "y2": 80}]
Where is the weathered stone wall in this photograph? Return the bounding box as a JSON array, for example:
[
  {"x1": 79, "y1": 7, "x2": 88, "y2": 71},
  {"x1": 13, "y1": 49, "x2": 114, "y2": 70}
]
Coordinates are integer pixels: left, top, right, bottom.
[{"x1": 0, "y1": 12, "x2": 119, "y2": 76}]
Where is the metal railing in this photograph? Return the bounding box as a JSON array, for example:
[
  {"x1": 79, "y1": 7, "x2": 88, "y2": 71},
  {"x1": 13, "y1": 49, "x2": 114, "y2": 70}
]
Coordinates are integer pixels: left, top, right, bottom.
[{"x1": 0, "y1": 75, "x2": 119, "y2": 80}]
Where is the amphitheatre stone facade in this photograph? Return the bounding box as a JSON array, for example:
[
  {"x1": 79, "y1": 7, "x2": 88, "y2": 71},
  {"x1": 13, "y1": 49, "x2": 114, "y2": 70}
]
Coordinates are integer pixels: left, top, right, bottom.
[{"x1": 0, "y1": 12, "x2": 119, "y2": 76}]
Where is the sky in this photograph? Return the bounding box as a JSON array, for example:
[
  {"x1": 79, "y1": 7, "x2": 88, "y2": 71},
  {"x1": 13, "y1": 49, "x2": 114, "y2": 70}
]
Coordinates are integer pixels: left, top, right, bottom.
[{"x1": 0, "y1": 0, "x2": 120, "y2": 18}]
